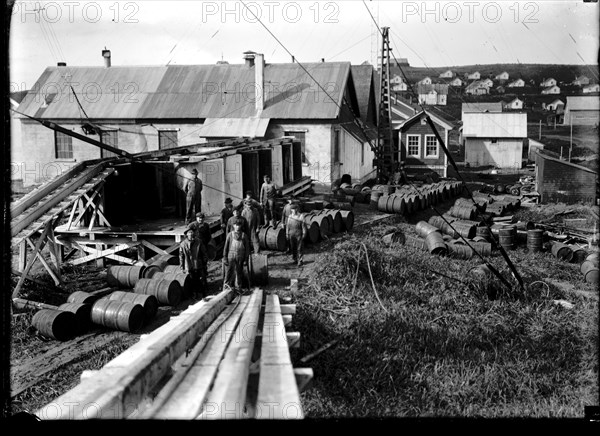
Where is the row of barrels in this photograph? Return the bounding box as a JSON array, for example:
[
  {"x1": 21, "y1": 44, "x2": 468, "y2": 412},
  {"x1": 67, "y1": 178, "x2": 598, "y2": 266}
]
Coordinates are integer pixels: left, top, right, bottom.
[
  {"x1": 258, "y1": 209, "x2": 355, "y2": 249},
  {"x1": 375, "y1": 181, "x2": 464, "y2": 215}
]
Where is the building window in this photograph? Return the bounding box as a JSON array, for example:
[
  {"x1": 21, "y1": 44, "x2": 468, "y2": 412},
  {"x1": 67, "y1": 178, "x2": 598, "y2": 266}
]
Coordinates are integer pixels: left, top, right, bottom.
[
  {"x1": 100, "y1": 130, "x2": 119, "y2": 158},
  {"x1": 407, "y1": 135, "x2": 420, "y2": 157},
  {"x1": 361, "y1": 142, "x2": 365, "y2": 166},
  {"x1": 333, "y1": 129, "x2": 340, "y2": 162},
  {"x1": 55, "y1": 131, "x2": 73, "y2": 159},
  {"x1": 158, "y1": 130, "x2": 178, "y2": 150},
  {"x1": 284, "y1": 131, "x2": 308, "y2": 164},
  {"x1": 491, "y1": 139, "x2": 498, "y2": 144},
  {"x1": 425, "y1": 135, "x2": 439, "y2": 158}
]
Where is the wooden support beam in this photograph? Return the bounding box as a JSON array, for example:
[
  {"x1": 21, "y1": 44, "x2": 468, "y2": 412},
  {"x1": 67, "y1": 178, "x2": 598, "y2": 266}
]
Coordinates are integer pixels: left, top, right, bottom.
[
  {"x1": 71, "y1": 242, "x2": 139, "y2": 266},
  {"x1": 140, "y1": 240, "x2": 169, "y2": 256},
  {"x1": 96, "y1": 244, "x2": 105, "y2": 268},
  {"x1": 46, "y1": 224, "x2": 62, "y2": 278},
  {"x1": 146, "y1": 243, "x2": 180, "y2": 265},
  {"x1": 11, "y1": 269, "x2": 54, "y2": 288},
  {"x1": 73, "y1": 189, "x2": 100, "y2": 228},
  {"x1": 18, "y1": 239, "x2": 27, "y2": 271},
  {"x1": 66, "y1": 199, "x2": 79, "y2": 231},
  {"x1": 13, "y1": 221, "x2": 53, "y2": 298},
  {"x1": 24, "y1": 237, "x2": 62, "y2": 286},
  {"x1": 280, "y1": 304, "x2": 296, "y2": 315},
  {"x1": 282, "y1": 314, "x2": 292, "y2": 327}
]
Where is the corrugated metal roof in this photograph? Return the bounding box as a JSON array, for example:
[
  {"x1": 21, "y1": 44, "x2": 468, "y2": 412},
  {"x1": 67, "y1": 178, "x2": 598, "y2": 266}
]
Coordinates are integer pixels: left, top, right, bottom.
[
  {"x1": 18, "y1": 63, "x2": 350, "y2": 121},
  {"x1": 198, "y1": 118, "x2": 270, "y2": 137},
  {"x1": 462, "y1": 113, "x2": 527, "y2": 138},
  {"x1": 566, "y1": 96, "x2": 600, "y2": 111}
]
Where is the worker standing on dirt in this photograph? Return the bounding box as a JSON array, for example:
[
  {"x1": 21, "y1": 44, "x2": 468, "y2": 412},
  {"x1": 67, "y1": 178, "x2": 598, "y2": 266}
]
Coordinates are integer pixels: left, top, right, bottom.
[
  {"x1": 179, "y1": 226, "x2": 208, "y2": 297},
  {"x1": 220, "y1": 198, "x2": 234, "y2": 231},
  {"x1": 223, "y1": 223, "x2": 250, "y2": 292},
  {"x1": 226, "y1": 207, "x2": 249, "y2": 236},
  {"x1": 190, "y1": 212, "x2": 212, "y2": 248},
  {"x1": 242, "y1": 199, "x2": 261, "y2": 254},
  {"x1": 281, "y1": 198, "x2": 294, "y2": 254},
  {"x1": 184, "y1": 169, "x2": 203, "y2": 223},
  {"x1": 285, "y1": 204, "x2": 307, "y2": 267},
  {"x1": 391, "y1": 162, "x2": 408, "y2": 186},
  {"x1": 260, "y1": 174, "x2": 278, "y2": 227},
  {"x1": 236, "y1": 190, "x2": 261, "y2": 211}
]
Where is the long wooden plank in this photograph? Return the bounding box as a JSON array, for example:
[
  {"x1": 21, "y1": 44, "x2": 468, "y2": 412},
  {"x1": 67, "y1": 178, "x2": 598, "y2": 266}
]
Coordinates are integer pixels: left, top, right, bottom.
[
  {"x1": 140, "y1": 240, "x2": 169, "y2": 256},
  {"x1": 11, "y1": 164, "x2": 107, "y2": 236},
  {"x1": 11, "y1": 161, "x2": 87, "y2": 218},
  {"x1": 256, "y1": 295, "x2": 303, "y2": 419},
  {"x1": 71, "y1": 242, "x2": 138, "y2": 266},
  {"x1": 35, "y1": 288, "x2": 234, "y2": 419},
  {"x1": 200, "y1": 288, "x2": 263, "y2": 420},
  {"x1": 151, "y1": 296, "x2": 249, "y2": 419}
]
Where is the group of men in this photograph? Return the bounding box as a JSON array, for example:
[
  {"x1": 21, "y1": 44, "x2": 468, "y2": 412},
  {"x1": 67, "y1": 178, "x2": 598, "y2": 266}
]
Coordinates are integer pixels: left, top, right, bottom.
[{"x1": 179, "y1": 172, "x2": 307, "y2": 294}]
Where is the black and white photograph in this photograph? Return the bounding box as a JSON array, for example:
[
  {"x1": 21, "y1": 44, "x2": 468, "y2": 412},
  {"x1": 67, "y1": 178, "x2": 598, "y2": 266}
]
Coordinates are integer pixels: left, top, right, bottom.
[{"x1": 3, "y1": 0, "x2": 599, "y2": 421}]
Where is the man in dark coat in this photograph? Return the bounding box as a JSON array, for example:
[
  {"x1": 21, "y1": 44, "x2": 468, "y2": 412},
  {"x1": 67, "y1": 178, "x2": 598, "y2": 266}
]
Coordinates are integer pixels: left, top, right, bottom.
[
  {"x1": 222, "y1": 223, "x2": 250, "y2": 292},
  {"x1": 184, "y1": 168, "x2": 203, "y2": 223},
  {"x1": 179, "y1": 226, "x2": 208, "y2": 297},
  {"x1": 259, "y1": 174, "x2": 278, "y2": 226},
  {"x1": 242, "y1": 199, "x2": 260, "y2": 254},
  {"x1": 285, "y1": 204, "x2": 308, "y2": 267},
  {"x1": 220, "y1": 197, "x2": 234, "y2": 232},
  {"x1": 226, "y1": 207, "x2": 249, "y2": 236}
]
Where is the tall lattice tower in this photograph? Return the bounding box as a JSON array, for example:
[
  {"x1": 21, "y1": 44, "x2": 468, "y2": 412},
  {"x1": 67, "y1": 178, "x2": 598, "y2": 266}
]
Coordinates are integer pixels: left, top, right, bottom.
[{"x1": 376, "y1": 26, "x2": 396, "y2": 182}]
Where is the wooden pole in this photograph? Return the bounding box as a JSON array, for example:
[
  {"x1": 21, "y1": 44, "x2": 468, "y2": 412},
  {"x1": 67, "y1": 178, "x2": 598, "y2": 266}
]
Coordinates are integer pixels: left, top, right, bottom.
[
  {"x1": 569, "y1": 113, "x2": 573, "y2": 162},
  {"x1": 538, "y1": 120, "x2": 541, "y2": 140}
]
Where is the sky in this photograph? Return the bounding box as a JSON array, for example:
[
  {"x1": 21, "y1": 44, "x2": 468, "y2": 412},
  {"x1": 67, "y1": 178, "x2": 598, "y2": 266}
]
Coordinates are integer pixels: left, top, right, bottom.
[{"x1": 8, "y1": 0, "x2": 600, "y2": 91}]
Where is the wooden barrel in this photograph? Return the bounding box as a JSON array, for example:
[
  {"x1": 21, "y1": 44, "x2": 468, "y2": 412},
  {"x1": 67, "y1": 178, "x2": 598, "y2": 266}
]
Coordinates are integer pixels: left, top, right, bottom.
[
  {"x1": 527, "y1": 229, "x2": 544, "y2": 253},
  {"x1": 134, "y1": 278, "x2": 182, "y2": 306},
  {"x1": 106, "y1": 265, "x2": 146, "y2": 288},
  {"x1": 515, "y1": 221, "x2": 535, "y2": 231},
  {"x1": 586, "y1": 252, "x2": 599, "y2": 263},
  {"x1": 580, "y1": 260, "x2": 599, "y2": 284},
  {"x1": 323, "y1": 209, "x2": 343, "y2": 233},
  {"x1": 452, "y1": 221, "x2": 477, "y2": 239},
  {"x1": 148, "y1": 254, "x2": 179, "y2": 271},
  {"x1": 570, "y1": 246, "x2": 588, "y2": 264},
  {"x1": 551, "y1": 242, "x2": 573, "y2": 262},
  {"x1": 330, "y1": 201, "x2": 353, "y2": 210},
  {"x1": 475, "y1": 226, "x2": 491, "y2": 242},
  {"x1": 304, "y1": 220, "x2": 320, "y2": 244},
  {"x1": 164, "y1": 265, "x2": 181, "y2": 274},
  {"x1": 206, "y1": 240, "x2": 218, "y2": 261},
  {"x1": 249, "y1": 254, "x2": 268, "y2": 286},
  {"x1": 152, "y1": 271, "x2": 194, "y2": 299},
  {"x1": 382, "y1": 231, "x2": 405, "y2": 245},
  {"x1": 370, "y1": 190, "x2": 383, "y2": 210},
  {"x1": 90, "y1": 299, "x2": 144, "y2": 333},
  {"x1": 425, "y1": 232, "x2": 447, "y2": 256},
  {"x1": 67, "y1": 291, "x2": 99, "y2": 305},
  {"x1": 314, "y1": 211, "x2": 334, "y2": 235},
  {"x1": 339, "y1": 210, "x2": 354, "y2": 231},
  {"x1": 447, "y1": 243, "x2": 473, "y2": 259},
  {"x1": 449, "y1": 205, "x2": 476, "y2": 220},
  {"x1": 404, "y1": 235, "x2": 426, "y2": 251},
  {"x1": 108, "y1": 291, "x2": 158, "y2": 322},
  {"x1": 142, "y1": 264, "x2": 162, "y2": 279},
  {"x1": 415, "y1": 221, "x2": 440, "y2": 239},
  {"x1": 377, "y1": 195, "x2": 390, "y2": 213},
  {"x1": 31, "y1": 309, "x2": 76, "y2": 341},
  {"x1": 57, "y1": 303, "x2": 91, "y2": 334},
  {"x1": 392, "y1": 195, "x2": 406, "y2": 215},
  {"x1": 259, "y1": 225, "x2": 287, "y2": 251},
  {"x1": 498, "y1": 226, "x2": 516, "y2": 250},
  {"x1": 469, "y1": 241, "x2": 493, "y2": 257}
]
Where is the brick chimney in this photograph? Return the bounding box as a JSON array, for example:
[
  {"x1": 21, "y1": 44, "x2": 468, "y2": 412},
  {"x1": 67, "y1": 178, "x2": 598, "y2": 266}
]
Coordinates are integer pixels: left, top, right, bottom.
[
  {"x1": 102, "y1": 47, "x2": 111, "y2": 68},
  {"x1": 243, "y1": 51, "x2": 255, "y2": 67},
  {"x1": 255, "y1": 53, "x2": 264, "y2": 112}
]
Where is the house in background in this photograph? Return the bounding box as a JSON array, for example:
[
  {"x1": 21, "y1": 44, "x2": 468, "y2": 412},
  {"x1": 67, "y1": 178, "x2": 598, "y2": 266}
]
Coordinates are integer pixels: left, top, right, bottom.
[
  {"x1": 462, "y1": 111, "x2": 527, "y2": 169},
  {"x1": 449, "y1": 77, "x2": 463, "y2": 87},
  {"x1": 503, "y1": 97, "x2": 524, "y2": 110},
  {"x1": 390, "y1": 74, "x2": 408, "y2": 92},
  {"x1": 495, "y1": 71, "x2": 509, "y2": 81},
  {"x1": 540, "y1": 78, "x2": 557, "y2": 87},
  {"x1": 417, "y1": 76, "x2": 432, "y2": 85},
  {"x1": 507, "y1": 78, "x2": 525, "y2": 88},
  {"x1": 582, "y1": 83, "x2": 599, "y2": 94},
  {"x1": 439, "y1": 70, "x2": 453, "y2": 78},
  {"x1": 417, "y1": 83, "x2": 448, "y2": 106},
  {"x1": 398, "y1": 110, "x2": 455, "y2": 178},
  {"x1": 545, "y1": 99, "x2": 565, "y2": 112},
  {"x1": 10, "y1": 90, "x2": 30, "y2": 190},
  {"x1": 571, "y1": 75, "x2": 590, "y2": 86},
  {"x1": 465, "y1": 71, "x2": 481, "y2": 80},
  {"x1": 480, "y1": 78, "x2": 494, "y2": 88},
  {"x1": 534, "y1": 151, "x2": 598, "y2": 205},
  {"x1": 563, "y1": 95, "x2": 600, "y2": 126},
  {"x1": 461, "y1": 102, "x2": 503, "y2": 118},
  {"x1": 464, "y1": 80, "x2": 490, "y2": 95},
  {"x1": 542, "y1": 85, "x2": 561, "y2": 95},
  {"x1": 14, "y1": 50, "x2": 378, "y2": 196},
  {"x1": 495, "y1": 85, "x2": 506, "y2": 94}
]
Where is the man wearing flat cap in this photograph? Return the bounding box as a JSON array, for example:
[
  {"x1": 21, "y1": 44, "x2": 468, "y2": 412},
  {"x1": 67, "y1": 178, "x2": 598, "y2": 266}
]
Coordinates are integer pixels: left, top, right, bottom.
[
  {"x1": 242, "y1": 198, "x2": 261, "y2": 254},
  {"x1": 184, "y1": 168, "x2": 203, "y2": 223},
  {"x1": 179, "y1": 225, "x2": 208, "y2": 297},
  {"x1": 220, "y1": 198, "x2": 234, "y2": 232}
]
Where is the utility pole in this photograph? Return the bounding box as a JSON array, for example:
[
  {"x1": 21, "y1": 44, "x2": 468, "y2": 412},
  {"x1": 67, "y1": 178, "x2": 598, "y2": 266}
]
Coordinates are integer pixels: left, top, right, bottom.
[
  {"x1": 538, "y1": 119, "x2": 541, "y2": 140},
  {"x1": 376, "y1": 26, "x2": 395, "y2": 183}
]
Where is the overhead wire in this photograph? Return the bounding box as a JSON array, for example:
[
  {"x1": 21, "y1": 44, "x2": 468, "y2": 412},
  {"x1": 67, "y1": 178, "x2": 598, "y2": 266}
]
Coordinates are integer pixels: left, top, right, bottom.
[{"x1": 361, "y1": 0, "x2": 525, "y2": 291}]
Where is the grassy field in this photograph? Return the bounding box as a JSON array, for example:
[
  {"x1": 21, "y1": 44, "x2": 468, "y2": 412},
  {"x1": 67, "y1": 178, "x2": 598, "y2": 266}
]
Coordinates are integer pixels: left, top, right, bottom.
[{"x1": 290, "y1": 204, "x2": 599, "y2": 418}]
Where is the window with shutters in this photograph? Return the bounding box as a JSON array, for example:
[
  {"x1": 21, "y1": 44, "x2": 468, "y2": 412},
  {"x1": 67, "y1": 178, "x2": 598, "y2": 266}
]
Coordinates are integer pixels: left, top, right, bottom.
[
  {"x1": 55, "y1": 131, "x2": 73, "y2": 159},
  {"x1": 159, "y1": 130, "x2": 178, "y2": 150}
]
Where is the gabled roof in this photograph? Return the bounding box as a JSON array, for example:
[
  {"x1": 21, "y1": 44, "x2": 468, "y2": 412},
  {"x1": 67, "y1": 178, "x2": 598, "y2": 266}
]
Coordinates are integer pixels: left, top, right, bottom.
[
  {"x1": 17, "y1": 62, "x2": 352, "y2": 120},
  {"x1": 461, "y1": 102, "x2": 503, "y2": 113},
  {"x1": 390, "y1": 95, "x2": 419, "y2": 121},
  {"x1": 566, "y1": 96, "x2": 600, "y2": 111},
  {"x1": 542, "y1": 85, "x2": 560, "y2": 92},
  {"x1": 535, "y1": 150, "x2": 598, "y2": 175},
  {"x1": 465, "y1": 80, "x2": 489, "y2": 90},
  {"x1": 506, "y1": 97, "x2": 522, "y2": 104},
  {"x1": 399, "y1": 109, "x2": 455, "y2": 131}
]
